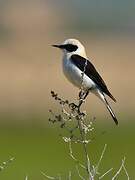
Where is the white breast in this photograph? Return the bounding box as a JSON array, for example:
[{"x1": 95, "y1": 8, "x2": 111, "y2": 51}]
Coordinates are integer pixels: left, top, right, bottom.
[{"x1": 62, "y1": 57, "x2": 96, "y2": 90}]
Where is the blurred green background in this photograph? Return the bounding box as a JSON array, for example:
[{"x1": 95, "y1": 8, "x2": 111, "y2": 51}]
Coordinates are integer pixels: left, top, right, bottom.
[{"x1": 0, "y1": 0, "x2": 135, "y2": 179}]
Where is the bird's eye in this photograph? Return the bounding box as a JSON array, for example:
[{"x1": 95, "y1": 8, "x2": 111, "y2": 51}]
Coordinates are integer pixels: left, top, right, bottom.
[{"x1": 64, "y1": 44, "x2": 78, "y2": 52}]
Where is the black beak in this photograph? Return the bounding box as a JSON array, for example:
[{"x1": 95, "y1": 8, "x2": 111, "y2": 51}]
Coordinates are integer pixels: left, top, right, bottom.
[
  {"x1": 52, "y1": 44, "x2": 66, "y2": 49},
  {"x1": 52, "y1": 44, "x2": 62, "y2": 48}
]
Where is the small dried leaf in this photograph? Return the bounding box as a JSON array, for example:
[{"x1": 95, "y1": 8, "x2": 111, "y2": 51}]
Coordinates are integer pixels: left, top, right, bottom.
[{"x1": 60, "y1": 123, "x2": 65, "y2": 128}]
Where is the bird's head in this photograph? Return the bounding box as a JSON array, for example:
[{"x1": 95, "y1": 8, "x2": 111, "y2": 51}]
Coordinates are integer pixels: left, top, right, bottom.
[{"x1": 52, "y1": 39, "x2": 87, "y2": 58}]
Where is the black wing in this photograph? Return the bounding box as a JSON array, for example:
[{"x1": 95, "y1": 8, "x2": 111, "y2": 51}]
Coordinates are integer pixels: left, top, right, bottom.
[{"x1": 71, "y1": 54, "x2": 116, "y2": 102}]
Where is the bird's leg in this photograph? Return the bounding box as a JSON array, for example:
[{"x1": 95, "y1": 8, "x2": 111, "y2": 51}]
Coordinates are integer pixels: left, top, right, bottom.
[
  {"x1": 79, "y1": 90, "x2": 85, "y2": 99},
  {"x1": 69, "y1": 90, "x2": 84, "y2": 111},
  {"x1": 69, "y1": 90, "x2": 89, "y2": 113},
  {"x1": 78, "y1": 90, "x2": 89, "y2": 110}
]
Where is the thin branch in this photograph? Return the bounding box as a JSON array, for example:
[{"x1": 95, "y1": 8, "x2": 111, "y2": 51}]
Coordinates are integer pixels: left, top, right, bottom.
[
  {"x1": 68, "y1": 171, "x2": 72, "y2": 180},
  {"x1": 77, "y1": 119, "x2": 94, "y2": 180},
  {"x1": 58, "y1": 174, "x2": 62, "y2": 180},
  {"x1": 0, "y1": 157, "x2": 15, "y2": 171},
  {"x1": 122, "y1": 159, "x2": 130, "y2": 180},
  {"x1": 69, "y1": 141, "x2": 86, "y2": 169},
  {"x1": 99, "y1": 168, "x2": 113, "y2": 179},
  {"x1": 87, "y1": 154, "x2": 94, "y2": 180},
  {"x1": 76, "y1": 165, "x2": 85, "y2": 180},
  {"x1": 41, "y1": 171, "x2": 57, "y2": 180},
  {"x1": 112, "y1": 157, "x2": 125, "y2": 180},
  {"x1": 25, "y1": 176, "x2": 28, "y2": 180},
  {"x1": 94, "y1": 144, "x2": 107, "y2": 175}
]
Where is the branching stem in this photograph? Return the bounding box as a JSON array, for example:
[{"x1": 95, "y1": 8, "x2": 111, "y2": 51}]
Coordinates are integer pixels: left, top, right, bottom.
[{"x1": 77, "y1": 118, "x2": 93, "y2": 180}]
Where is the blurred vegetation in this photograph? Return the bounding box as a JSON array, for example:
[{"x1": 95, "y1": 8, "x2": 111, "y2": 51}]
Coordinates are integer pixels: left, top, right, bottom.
[{"x1": 0, "y1": 120, "x2": 134, "y2": 179}]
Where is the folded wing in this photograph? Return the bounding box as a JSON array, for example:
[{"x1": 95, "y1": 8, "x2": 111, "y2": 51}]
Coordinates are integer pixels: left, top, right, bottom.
[{"x1": 71, "y1": 54, "x2": 116, "y2": 102}]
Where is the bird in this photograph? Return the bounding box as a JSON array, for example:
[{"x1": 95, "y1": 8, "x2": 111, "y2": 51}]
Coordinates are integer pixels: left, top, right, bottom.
[{"x1": 52, "y1": 38, "x2": 118, "y2": 125}]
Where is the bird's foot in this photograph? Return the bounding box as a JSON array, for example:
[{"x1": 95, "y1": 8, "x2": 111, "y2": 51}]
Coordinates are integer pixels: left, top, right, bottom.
[{"x1": 69, "y1": 103, "x2": 79, "y2": 111}]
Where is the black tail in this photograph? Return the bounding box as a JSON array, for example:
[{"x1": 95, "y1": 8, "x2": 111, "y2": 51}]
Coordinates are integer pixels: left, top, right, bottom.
[
  {"x1": 104, "y1": 98, "x2": 118, "y2": 125},
  {"x1": 106, "y1": 89, "x2": 117, "y2": 102}
]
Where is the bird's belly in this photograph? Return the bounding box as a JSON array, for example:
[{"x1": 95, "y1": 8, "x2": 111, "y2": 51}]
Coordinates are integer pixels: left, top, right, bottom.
[{"x1": 63, "y1": 60, "x2": 96, "y2": 90}]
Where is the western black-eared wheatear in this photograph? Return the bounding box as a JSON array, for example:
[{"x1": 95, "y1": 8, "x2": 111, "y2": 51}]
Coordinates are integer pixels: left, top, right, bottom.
[{"x1": 52, "y1": 39, "x2": 118, "y2": 125}]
